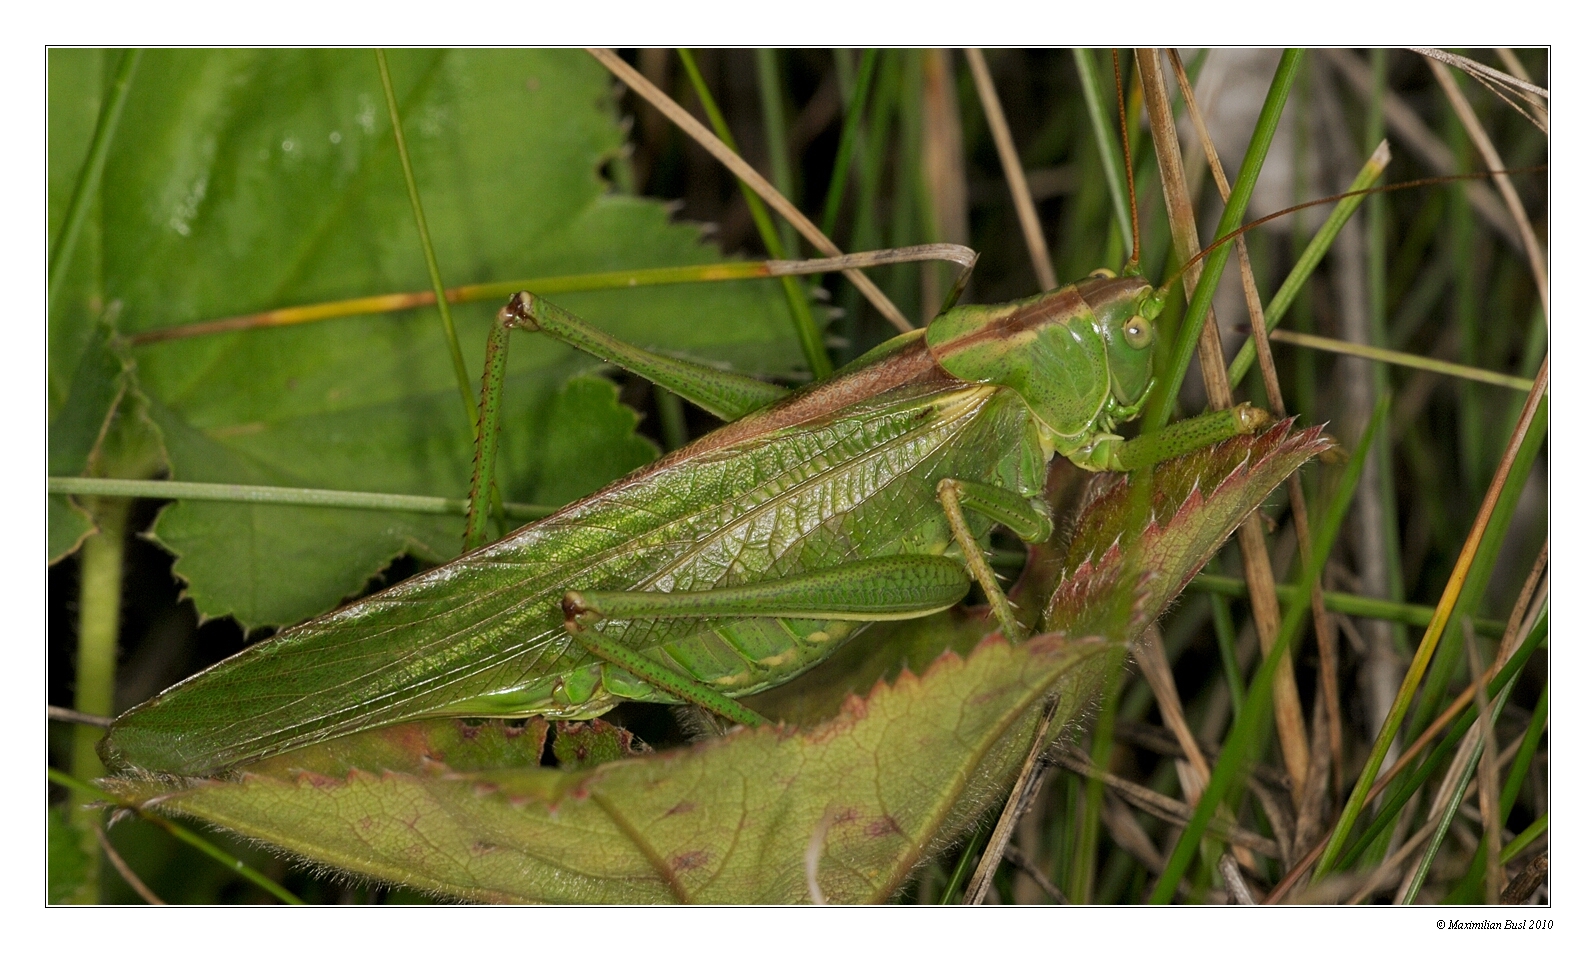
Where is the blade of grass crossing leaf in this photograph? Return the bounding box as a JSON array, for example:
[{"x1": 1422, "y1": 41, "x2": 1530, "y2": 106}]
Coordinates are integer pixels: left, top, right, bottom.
[
  {"x1": 49, "y1": 477, "x2": 557, "y2": 521},
  {"x1": 1146, "y1": 50, "x2": 1303, "y2": 431},
  {"x1": 1186, "y1": 573, "x2": 1507, "y2": 633},
  {"x1": 678, "y1": 50, "x2": 831, "y2": 379},
  {"x1": 1148, "y1": 396, "x2": 1381, "y2": 904},
  {"x1": 375, "y1": 50, "x2": 477, "y2": 430},
  {"x1": 47, "y1": 768, "x2": 304, "y2": 904},
  {"x1": 48, "y1": 49, "x2": 141, "y2": 313}
]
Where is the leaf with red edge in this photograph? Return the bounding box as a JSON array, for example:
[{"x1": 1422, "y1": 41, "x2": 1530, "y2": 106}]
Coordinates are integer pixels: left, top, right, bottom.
[
  {"x1": 1044, "y1": 420, "x2": 1332, "y2": 637},
  {"x1": 108, "y1": 634, "x2": 1115, "y2": 904}
]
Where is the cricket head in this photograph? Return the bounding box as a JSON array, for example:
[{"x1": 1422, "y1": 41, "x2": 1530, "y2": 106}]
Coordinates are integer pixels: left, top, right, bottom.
[{"x1": 926, "y1": 274, "x2": 1164, "y2": 441}]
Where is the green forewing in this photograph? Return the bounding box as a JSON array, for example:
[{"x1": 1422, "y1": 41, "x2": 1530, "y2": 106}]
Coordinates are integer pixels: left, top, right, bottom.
[{"x1": 104, "y1": 375, "x2": 1039, "y2": 776}]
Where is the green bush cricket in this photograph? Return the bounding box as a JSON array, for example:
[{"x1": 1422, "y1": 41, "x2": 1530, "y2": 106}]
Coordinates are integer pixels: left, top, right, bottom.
[{"x1": 101, "y1": 261, "x2": 1270, "y2": 776}]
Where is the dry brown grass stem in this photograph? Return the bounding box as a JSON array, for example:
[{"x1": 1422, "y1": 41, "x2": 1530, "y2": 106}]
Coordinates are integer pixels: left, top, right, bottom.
[
  {"x1": 1099, "y1": 792, "x2": 1165, "y2": 875},
  {"x1": 1168, "y1": 48, "x2": 1347, "y2": 797},
  {"x1": 1003, "y1": 845, "x2": 1069, "y2": 903},
  {"x1": 93, "y1": 822, "x2": 165, "y2": 905},
  {"x1": 1426, "y1": 58, "x2": 1549, "y2": 324},
  {"x1": 1049, "y1": 747, "x2": 1280, "y2": 857},
  {"x1": 965, "y1": 49, "x2": 1057, "y2": 292},
  {"x1": 1219, "y1": 853, "x2": 1257, "y2": 903},
  {"x1": 1322, "y1": 50, "x2": 1523, "y2": 256},
  {"x1": 1130, "y1": 638, "x2": 1210, "y2": 797},
  {"x1": 963, "y1": 695, "x2": 1060, "y2": 904},
  {"x1": 1138, "y1": 47, "x2": 1311, "y2": 801},
  {"x1": 587, "y1": 48, "x2": 914, "y2": 333},
  {"x1": 1410, "y1": 47, "x2": 1549, "y2": 132},
  {"x1": 1494, "y1": 50, "x2": 1550, "y2": 130}
]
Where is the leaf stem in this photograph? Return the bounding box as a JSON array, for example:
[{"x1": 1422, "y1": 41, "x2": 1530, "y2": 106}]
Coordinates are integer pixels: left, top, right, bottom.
[{"x1": 49, "y1": 477, "x2": 556, "y2": 521}]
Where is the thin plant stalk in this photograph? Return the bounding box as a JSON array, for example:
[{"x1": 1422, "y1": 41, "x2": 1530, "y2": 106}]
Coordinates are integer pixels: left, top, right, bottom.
[
  {"x1": 590, "y1": 47, "x2": 912, "y2": 334},
  {"x1": 1073, "y1": 50, "x2": 1133, "y2": 252},
  {"x1": 66, "y1": 497, "x2": 129, "y2": 903},
  {"x1": 50, "y1": 477, "x2": 557, "y2": 521},
  {"x1": 375, "y1": 49, "x2": 477, "y2": 430},
  {"x1": 966, "y1": 48, "x2": 1057, "y2": 291},
  {"x1": 48, "y1": 769, "x2": 304, "y2": 905}
]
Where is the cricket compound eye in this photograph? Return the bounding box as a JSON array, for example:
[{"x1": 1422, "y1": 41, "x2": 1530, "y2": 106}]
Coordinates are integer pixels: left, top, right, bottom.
[{"x1": 1122, "y1": 315, "x2": 1154, "y2": 350}]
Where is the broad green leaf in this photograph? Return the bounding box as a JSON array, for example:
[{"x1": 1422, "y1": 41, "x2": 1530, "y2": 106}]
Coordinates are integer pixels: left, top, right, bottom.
[
  {"x1": 49, "y1": 49, "x2": 797, "y2": 628},
  {"x1": 111, "y1": 634, "x2": 1115, "y2": 904},
  {"x1": 47, "y1": 805, "x2": 92, "y2": 904}
]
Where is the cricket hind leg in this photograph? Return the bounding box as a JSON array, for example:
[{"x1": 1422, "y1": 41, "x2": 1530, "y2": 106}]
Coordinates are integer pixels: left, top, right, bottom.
[
  {"x1": 501, "y1": 292, "x2": 791, "y2": 422},
  {"x1": 561, "y1": 554, "x2": 974, "y2": 729}
]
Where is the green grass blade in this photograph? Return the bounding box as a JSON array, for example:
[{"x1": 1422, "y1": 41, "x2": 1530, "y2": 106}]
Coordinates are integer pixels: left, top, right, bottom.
[
  {"x1": 375, "y1": 50, "x2": 477, "y2": 430},
  {"x1": 1227, "y1": 143, "x2": 1390, "y2": 388},
  {"x1": 1147, "y1": 49, "x2": 1303, "y2": 430},
  {"x1": 819, "y1": 50, "x2": 879, "y2": 240},
  {"x1": 48, "y1": 49, "x2": 141, "y2": 313},
  {"x1": 1072, "y1": 49, "x2": 1132, "y2": 254},
  {"x1": 679, "y1": 50, "x2": 832, "y2": 379}
]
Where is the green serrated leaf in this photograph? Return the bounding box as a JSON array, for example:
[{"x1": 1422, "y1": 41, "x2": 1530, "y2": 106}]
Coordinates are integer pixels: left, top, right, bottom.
[
  {"x1": 49, "y1": 50, "x2": 797, "y2": 627},
  {"x1": 48, "y1": 497, "x2": 96, "y2": 565},
  {"x1": 47, "y1": 805, "x2": 93, "y2": 904}
]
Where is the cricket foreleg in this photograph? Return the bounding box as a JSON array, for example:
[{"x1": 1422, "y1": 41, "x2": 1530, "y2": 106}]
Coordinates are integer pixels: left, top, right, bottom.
[
  {"x1": 499, "y1": 291, "x2": 790, "y2": 421},
  {"x1": 936, "y1": 479, "x2": 1053, "y2": 644},
  {"x1": 1071, "y1": 404, "x2": 1273, "y2": 472}
]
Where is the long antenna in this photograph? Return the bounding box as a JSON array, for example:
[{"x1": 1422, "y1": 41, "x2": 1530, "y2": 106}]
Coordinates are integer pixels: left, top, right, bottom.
[
  {"x1": 1112, "y1": 50, "x2": 1141, "y2": 275},
  {"x1": 1156, "y1": 166, "x2": 1547, "y2": 298}
]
